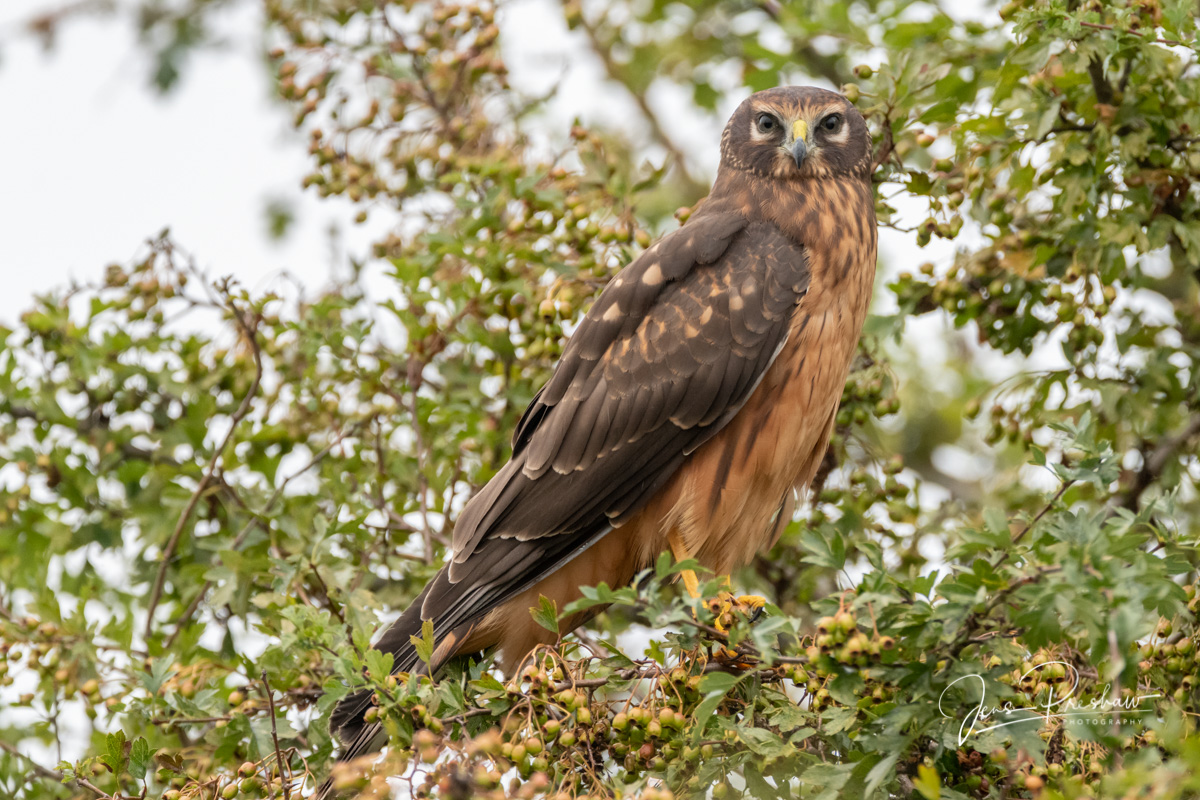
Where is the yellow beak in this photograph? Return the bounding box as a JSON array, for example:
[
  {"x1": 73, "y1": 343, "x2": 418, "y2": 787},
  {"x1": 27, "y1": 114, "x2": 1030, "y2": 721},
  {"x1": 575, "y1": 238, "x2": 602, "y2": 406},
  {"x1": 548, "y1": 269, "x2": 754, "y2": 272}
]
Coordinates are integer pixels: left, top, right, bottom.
[{"x1": 791, "y1": 119, "x2": 809, "y2": 167}]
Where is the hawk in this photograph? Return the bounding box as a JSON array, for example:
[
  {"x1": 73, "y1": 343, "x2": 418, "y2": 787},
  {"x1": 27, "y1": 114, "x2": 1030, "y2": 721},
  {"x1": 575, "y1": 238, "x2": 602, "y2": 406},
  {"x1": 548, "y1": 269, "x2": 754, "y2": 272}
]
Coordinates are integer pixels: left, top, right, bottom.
[{"x1": 330, "y1": 85, "x2": 877, "y2": 762}]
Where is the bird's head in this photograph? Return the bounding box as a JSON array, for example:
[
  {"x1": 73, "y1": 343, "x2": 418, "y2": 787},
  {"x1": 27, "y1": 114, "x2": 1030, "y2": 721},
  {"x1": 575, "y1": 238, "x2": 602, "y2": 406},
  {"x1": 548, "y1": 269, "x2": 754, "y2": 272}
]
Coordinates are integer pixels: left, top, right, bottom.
[{"x1": 719, "y1": 86, "x2": 872, "y2": 181}]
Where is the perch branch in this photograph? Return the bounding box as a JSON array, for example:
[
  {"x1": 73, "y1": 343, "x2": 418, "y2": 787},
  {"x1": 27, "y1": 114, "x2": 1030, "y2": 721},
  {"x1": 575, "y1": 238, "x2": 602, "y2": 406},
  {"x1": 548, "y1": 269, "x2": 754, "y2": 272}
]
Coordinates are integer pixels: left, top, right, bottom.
[{"x1": 145, "y1": 297, "x2": 263, "y2": 639}]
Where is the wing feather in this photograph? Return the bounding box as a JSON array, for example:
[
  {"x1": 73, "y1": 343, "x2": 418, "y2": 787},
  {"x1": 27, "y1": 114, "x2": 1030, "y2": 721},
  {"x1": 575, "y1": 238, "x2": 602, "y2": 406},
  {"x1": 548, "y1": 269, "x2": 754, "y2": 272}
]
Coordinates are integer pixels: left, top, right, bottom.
[
  {"x1": 580, "y1": 382, "x2": 620, "y2": 465},
  {"x1": 552, "y1": 377, "x2": 609, "y2": 474}
]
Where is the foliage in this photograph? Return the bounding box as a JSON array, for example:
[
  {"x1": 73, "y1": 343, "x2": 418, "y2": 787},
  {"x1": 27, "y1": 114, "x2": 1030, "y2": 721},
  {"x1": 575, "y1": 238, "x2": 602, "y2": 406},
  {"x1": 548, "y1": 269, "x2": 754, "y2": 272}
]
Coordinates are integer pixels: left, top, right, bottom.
[{"x1": 3, "y1": 0, "x2": 1200, "y2": 799}]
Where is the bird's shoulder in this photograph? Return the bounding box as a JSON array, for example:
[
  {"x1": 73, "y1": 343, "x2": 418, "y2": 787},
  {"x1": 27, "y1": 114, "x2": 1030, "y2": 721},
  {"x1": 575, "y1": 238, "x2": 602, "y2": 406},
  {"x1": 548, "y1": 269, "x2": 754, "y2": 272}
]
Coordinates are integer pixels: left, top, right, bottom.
[
  {"x1": 510, "y1": 210, "x2": 809, "y2": 455},
  {"x1": 534, "y1": 211, "x2": 804, "y2": 395}
]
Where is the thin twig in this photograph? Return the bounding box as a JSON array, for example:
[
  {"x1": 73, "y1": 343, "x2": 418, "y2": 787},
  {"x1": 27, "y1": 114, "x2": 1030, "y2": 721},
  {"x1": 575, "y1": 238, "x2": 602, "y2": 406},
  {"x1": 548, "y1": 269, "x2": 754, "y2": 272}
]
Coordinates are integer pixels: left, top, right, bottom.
[
  {"x1": 78, "y1": 778, "x2": 120, "y2": 800},
  {"x1": 985, "y1": 566, "x2": 1065, "y2": 613},
  {"x1": 164, "y1": 420, "x2": 366, "y2": 647},
  {"x1": 1145, "y1": 415, "x2": 1200, "y2": 480},
  {"x1": 145, "y1": 297, "x2": 264, "y2": 639},
  {"x1": 262, "y1": 671, "x2": 291, "y2": 800},
  {"x1": 1079, "y1": 20, "x2": 1188, "y2": 47},
  {"x1": 405, "y1": 384, "x2": 434, "y2": 563},
  {"x1": 0, "y1": 740, "x2": 120, "y2": 799},
  {"x1": 150, "y1": 715, "x2": 231, "y2": 725},
  {"x1": 0, "y1": 740, "x2": 60, "y2": 781},
  {"x1": 871, "y1": 99, "x2": 899, "y2": 172},
  {"x1": 1011, "y1": 480, "x2": 1074, "y2": 548},
  {"x1": 307, "y1": 557, "x2": 362, "y2": 659},
  {"x1": 441, "y1": 707, "x2": 496, "y2": 727},
  {"x1": 1117, "y1": 413, "x2": 1200, "y2": 511},
  {"x1": 575, "y1": 11, "x2": 707, "y2": 198},
  {"x1": 754, "y1": 1, "x2": 846, "y2": 86}
]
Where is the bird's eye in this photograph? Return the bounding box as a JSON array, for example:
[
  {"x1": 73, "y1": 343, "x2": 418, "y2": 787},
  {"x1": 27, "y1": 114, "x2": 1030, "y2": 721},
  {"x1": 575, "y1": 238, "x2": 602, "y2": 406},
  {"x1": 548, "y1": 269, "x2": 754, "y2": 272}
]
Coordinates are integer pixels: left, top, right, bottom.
[
  {"x1": 756, "y1": 113, "x2": 779, "y2": 134},
  {"x1": 821, "y1": 114, "x2": 843, "y2": 133}
]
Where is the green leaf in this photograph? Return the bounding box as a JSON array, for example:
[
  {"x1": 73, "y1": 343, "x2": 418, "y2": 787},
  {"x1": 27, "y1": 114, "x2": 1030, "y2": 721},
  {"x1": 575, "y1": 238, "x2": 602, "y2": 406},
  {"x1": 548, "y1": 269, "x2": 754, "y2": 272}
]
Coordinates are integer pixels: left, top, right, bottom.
[
  {"x1": 532, "y1": 594, "x2": 559, "y2": 635},
  {"x1": 128, "y1": 737, "x2": 155, "y2": 781},
  {"x1": 692, "y1": 672, "x2": 742, "y2": 736},
  {"x1": 140, "y1": 658, "x2": 174, "y2": 695},
  {"x1": 800, "y1": 526, "x2": 847, "y2": 570},
  {"x1": 102, "y1": 730, "x2": 128, "y2": 775},
  {"x1": 864, "y1": 750, "x2": 901, "y2": 797},
  {"x1": 802, "y1": 762, "x2": 854, "y2": 800},
  {"x1": 821, "y1": 706, "x2": 858, "y2": 735},
  {"x1": 828, "y1": 671, "x2": 866, "y2": 706},
  {"x1": 738, "y1": 726, "x2": 791, "y2": 760},
  {"x1": 743, "y1": 767, "x2": 781, "y2": 798},
  {"x1": 913, "y1": 763, "x2": 941, "y2": 800},
  {"x1": 410, "y1": 618, "x2": 436, "y2": 666},
  {"x1": 364, "y1": 649, "x2": 395, "y2": 681}
]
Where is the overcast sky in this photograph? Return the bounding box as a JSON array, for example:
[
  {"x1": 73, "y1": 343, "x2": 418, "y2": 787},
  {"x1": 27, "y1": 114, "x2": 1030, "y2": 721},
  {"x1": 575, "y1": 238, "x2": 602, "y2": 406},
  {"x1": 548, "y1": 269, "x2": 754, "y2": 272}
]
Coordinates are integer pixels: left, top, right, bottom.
[
  {"x1": 0, "y1": 1, "x2": 366, "y2": 325},
  {"x1": 0, "y1": 2, "x2": 592, "y2": 324}
]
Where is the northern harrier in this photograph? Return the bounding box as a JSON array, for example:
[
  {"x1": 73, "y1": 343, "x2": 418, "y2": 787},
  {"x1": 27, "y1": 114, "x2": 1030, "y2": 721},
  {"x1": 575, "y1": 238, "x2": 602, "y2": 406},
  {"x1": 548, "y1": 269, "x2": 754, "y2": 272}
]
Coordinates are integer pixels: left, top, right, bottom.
[{"x1": 331, "y1": 85, "x2": 878, "y2": 761}]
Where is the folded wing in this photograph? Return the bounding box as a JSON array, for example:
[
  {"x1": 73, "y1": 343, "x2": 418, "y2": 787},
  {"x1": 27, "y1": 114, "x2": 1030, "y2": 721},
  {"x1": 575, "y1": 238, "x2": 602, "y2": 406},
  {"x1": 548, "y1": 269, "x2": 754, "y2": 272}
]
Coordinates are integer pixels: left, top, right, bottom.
[{"x1": 329, "y1": 211, "x2": 809, "y2": 758}]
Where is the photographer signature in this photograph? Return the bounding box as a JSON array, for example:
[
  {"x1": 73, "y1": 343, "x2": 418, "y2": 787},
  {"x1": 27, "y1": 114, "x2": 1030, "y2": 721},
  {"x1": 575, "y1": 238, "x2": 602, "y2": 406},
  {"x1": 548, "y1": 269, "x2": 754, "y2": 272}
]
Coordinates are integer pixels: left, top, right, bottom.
[{"x1": 938, "y1": 661, "x2": 1160, "y2": 745}]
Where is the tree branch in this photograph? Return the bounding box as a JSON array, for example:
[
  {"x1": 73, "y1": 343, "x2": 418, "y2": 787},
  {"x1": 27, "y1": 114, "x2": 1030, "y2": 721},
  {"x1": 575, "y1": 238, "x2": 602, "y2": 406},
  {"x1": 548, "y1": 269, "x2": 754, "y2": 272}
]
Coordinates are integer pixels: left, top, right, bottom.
[
  {"x1": 145, "y1": 297, "x2": 263, "y2": 639},
  {"x1": 755, "y1": 1, "x2": 847, "y2": 87},
  {"x1": 262, "y1": 671, "x2": 292, "y2": 800},
  {"x1": 164, "y1": 420, "x2": 365, "y2": 647},
  {"x1": 1118, "y1": 414, "x2": 1200, "y2": 510},
  {"x1": 0, "y1": 740, "x2": 120, "y2": 799},
  {"x1": 575, "y1": 11, "x2": 707, "y2": 199},
  {"x1": 1079, "y1": 20, "x2": 1187, "y2": 48},
  {"x1": 1087, "y1": 56, "x2": 1115, "y2": 105}
]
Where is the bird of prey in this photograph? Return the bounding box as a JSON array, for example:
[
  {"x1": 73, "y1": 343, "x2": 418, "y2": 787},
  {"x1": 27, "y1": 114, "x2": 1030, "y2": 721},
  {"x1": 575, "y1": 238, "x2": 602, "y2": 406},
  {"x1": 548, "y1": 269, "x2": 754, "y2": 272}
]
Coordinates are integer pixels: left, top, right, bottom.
[{"x1": 330, "y1": 84, "x2": 878, "y2": 763}]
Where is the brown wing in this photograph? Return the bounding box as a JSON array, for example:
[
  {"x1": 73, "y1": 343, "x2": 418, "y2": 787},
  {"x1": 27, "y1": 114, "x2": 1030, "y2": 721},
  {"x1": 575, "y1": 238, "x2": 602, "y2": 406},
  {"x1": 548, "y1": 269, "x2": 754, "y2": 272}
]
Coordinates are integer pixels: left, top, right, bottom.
[
  {"x1": 449, "y1": 213, "x2": 809, "y2": 569},
  {"x1": 328, "y1": 212, "x2": 809, "y2": 759}
]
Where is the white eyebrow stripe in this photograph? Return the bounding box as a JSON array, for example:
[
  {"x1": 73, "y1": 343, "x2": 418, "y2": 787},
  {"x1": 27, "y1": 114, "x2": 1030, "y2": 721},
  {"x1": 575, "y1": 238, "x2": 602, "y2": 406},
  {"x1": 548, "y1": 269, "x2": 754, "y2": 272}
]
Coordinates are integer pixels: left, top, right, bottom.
[
  {"x1": 749, "y1": 121, "x2": 774, "y2": 142},
  {"x1": 825, "y1": 127, "x2": 851, "y2": 145},
  {"x1": 749, "y1": 110, "x2": 783, "y2": 142}
]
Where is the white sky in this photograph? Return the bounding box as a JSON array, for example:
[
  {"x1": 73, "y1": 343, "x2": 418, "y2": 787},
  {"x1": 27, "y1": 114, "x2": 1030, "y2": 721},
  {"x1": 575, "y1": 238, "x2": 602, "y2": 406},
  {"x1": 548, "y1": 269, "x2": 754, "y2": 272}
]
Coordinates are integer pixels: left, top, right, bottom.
[{"x1": 0, "y1": 1, "x2": 370, "y2": 325}]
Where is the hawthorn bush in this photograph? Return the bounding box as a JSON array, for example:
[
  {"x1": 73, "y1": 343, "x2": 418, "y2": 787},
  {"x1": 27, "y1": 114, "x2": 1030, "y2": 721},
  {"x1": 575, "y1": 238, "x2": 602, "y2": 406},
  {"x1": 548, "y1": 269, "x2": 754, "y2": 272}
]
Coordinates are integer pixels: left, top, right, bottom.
[{"x1": 2, "y1": 0, "x2": 1200, "y2": 798}]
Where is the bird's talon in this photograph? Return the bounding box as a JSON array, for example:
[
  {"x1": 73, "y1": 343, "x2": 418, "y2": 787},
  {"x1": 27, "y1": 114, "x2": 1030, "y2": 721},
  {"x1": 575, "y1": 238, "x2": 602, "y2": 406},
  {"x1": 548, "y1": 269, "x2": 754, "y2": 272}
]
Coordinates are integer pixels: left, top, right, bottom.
[
  {"x1": 714, "y1": 592, "x2": 767, "y2": 622},
  {"x1": 735, "y1": 594, "x2": 767, "y2": 623},
  {"x1": 713, "y1": 645, "x2": 756, "y2": 669},
  {"x1": 734, "y1": 594, "x2": 767, "y2": 610},
  {"x1": 699, "y1": 591, "x2": 768, "y2": 632},
  {"x1": 704, "y1": 594, "x2": 734, "y2": 632}
]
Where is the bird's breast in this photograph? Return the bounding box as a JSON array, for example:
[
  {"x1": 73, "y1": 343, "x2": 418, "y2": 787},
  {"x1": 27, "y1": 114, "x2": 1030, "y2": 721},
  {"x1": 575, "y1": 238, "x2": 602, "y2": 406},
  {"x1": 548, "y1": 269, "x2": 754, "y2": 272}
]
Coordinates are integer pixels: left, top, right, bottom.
[{"x1": 657, "y1": 215, "x2": 876, "y2": 574}]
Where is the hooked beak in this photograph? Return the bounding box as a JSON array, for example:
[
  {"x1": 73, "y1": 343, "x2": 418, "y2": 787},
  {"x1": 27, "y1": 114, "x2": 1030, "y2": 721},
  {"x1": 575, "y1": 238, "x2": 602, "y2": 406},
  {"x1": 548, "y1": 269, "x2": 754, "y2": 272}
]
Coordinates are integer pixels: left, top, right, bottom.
[{"x1": 791, "y1": 119, "x2": 809, "y2": 168}]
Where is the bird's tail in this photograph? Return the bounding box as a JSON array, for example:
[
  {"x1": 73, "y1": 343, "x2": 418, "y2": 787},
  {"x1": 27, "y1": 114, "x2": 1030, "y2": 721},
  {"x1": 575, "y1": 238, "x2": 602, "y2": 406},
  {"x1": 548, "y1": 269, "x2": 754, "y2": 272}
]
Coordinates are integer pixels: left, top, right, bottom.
[
  {"x1": 327, "y1": 580, "x2": 440, "y2": 750},
  {"x1": 320, "y1": 578, "x2": 472, "y2": 799},
  {"x1": 320, "y1": 525, "x2": 613, "y2": 797}
]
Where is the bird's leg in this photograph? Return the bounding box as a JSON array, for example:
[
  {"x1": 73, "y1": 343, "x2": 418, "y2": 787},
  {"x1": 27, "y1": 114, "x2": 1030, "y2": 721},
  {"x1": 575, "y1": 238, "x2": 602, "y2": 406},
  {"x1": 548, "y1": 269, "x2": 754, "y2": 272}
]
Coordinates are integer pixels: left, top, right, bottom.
[
  {"x1": 723, "y1": 576, "x2": 768, "y2": 615},
  {"x1": 667, "y1": 531, "x2": 736, "y2": 660},
  {"x1": 707, "y1": 578, "x2": 768, "y2": 631},
  {"x1": 668, "y1": 531, "x2": 766, "y2": 632},
  {"x1": 668, "y1": 530, "x2": 703, "y2": 599}
]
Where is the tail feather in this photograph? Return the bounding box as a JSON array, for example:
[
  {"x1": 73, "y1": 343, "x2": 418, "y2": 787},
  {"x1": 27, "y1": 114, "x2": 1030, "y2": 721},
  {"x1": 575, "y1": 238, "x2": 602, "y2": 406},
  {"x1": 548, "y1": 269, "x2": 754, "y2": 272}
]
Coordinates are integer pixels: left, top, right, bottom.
[
  {"x1": 328, "y1": 581, "x2": 438, "y2": 748},
  {"x1": 319, "y1": 582, "x2": 451, "y2": 800},
  {"x1": 322, "y1": 524, "x2": 615, "y2": 799}
]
